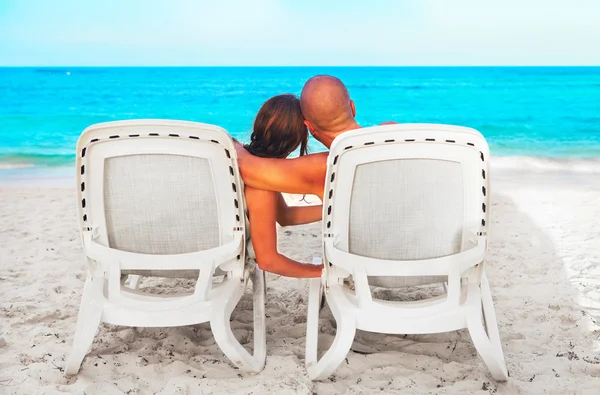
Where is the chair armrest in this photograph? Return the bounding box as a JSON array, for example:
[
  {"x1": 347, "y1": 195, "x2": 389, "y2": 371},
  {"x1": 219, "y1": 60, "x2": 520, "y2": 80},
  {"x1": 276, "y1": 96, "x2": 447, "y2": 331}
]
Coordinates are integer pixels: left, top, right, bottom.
[
  {"x1": 83, "y1": 231, "x2": 244, "y2": 272},
  {"x1": 324, "y1": 236, "x2": 487, "y2": 277}
]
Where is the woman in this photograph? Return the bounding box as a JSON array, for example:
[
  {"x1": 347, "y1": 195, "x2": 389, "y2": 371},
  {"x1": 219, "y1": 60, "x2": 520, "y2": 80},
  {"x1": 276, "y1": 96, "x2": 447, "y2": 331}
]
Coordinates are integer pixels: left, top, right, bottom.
[{"x1": 242, "y1": 94, "x2": 324, "y2": 278}]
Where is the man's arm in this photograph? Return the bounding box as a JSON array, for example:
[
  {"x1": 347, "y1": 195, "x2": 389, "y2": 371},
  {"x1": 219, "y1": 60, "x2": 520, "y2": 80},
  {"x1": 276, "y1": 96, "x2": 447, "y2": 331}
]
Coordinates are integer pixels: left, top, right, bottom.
[
  {"x1": 235, "y1": 141, "x2": 327, "y2": 197},
  {"x1": 276, "y1": 193, "x2": 322, "y2": 226},
  {"x1": 245, "y1": 186, "x2": 323, "y2": 278}
]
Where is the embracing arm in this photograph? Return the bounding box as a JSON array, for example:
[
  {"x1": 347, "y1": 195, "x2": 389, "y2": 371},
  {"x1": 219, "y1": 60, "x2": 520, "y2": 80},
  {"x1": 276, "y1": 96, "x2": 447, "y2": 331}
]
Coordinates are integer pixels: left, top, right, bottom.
[
  {"x1": 235, "y1": 141, "x2": 327, "y2": 197},
  {"x1": 245, "y1": 186, "x2": 323, "y2": 278}
]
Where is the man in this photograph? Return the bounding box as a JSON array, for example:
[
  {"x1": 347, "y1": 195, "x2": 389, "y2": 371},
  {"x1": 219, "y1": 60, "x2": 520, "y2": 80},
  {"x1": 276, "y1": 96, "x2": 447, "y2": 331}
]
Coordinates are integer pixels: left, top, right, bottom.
[
  {"x1": 236, "y1": 75, "x2": 393, "y2": 277},
  {"x1": 237, "y1": 75, "x2": 359, "y2": 200}
]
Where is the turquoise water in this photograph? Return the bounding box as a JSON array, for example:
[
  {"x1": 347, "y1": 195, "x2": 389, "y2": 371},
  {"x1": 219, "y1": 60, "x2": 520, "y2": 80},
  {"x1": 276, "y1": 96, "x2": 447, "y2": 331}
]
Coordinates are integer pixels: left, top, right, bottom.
[{"x1": 1, "y1": 67, "x2": 600, "y2": 174}]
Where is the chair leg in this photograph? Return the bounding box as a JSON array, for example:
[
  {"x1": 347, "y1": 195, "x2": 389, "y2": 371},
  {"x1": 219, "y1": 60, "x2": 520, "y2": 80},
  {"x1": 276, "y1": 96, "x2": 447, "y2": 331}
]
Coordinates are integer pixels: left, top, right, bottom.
[
  {"x1": 251, "y1": 267, "x2": 267, "y2": 370},
  {"x1": 305, "y1": 278, "x2": 322, "y2": 366},
  {"x1": 210, "y1": 277, "x2": 264, "y2": 373},
  {"x1": 64, "y1": 277, "x2": 104, "y2": 376},
  {"x1": 307, "y1": 285, "x2": 356, "y2": 381},
  {"x1": 466, "y1": 274, "x2": 509, "y2": 381}
]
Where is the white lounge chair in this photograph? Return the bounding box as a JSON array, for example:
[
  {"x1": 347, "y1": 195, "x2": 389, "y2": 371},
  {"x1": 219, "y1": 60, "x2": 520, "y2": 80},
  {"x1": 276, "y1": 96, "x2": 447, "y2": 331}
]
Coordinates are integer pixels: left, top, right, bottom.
[
  {"x1": 65, "y1": 120, "x2": 266, "y2": 375},
  {"x1": 305, "y1": 124, "x2": 508, "y2": 381}
]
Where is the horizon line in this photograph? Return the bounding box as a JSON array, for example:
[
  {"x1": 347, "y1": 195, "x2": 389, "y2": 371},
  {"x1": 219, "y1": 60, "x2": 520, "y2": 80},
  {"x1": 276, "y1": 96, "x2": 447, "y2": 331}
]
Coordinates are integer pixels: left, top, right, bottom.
[{"x1": 2, "y1": 65, "x2": 600, "y2": 68}]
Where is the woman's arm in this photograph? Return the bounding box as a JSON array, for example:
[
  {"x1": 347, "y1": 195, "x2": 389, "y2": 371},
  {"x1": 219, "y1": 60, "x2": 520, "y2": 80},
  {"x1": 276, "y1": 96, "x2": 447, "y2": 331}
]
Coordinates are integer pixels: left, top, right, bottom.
[
  {"x1": 276, "y1": 193, "x2": 322, "y2": 226},
  {"x1": 245, "y1": 186, "x2": 323, "y2": 278}
]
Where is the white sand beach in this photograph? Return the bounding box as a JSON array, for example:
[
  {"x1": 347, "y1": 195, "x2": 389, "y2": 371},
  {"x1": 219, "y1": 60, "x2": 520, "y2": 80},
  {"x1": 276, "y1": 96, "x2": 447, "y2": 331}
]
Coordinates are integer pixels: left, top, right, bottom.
[{"x1": 1, "y1": 166, "x2": 599, "y2": 394}]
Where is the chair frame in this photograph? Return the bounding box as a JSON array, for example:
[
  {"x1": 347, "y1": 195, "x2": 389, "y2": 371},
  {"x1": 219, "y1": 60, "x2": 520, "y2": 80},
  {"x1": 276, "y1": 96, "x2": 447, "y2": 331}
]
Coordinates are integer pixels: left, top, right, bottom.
[
  {"x1": 65, "y1": 120, "x2": 266, "y2": 375},
  {"x1": 305, "y1": 124, "x2": 508, "y2": 381}
]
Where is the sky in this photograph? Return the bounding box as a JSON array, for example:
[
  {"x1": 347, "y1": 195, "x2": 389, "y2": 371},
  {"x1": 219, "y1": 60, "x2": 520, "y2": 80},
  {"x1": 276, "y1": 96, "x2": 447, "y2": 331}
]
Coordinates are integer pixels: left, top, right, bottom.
[{"x1": 1, "y1": 0, "x2": 599, "y2": 66}]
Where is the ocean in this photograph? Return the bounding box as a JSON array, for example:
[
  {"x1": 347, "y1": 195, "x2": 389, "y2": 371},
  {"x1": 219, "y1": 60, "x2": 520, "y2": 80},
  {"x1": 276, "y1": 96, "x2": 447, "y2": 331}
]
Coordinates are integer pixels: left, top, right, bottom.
[{"x1": 1, "y1": 66, "x2": 600, "y2": 180}]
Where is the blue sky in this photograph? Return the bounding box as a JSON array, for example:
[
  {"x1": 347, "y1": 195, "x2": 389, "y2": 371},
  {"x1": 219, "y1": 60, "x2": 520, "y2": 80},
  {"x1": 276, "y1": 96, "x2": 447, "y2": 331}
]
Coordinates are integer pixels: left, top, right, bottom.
[{"x1": 1, "y1": 0, "x2": 599, "y2": 66}]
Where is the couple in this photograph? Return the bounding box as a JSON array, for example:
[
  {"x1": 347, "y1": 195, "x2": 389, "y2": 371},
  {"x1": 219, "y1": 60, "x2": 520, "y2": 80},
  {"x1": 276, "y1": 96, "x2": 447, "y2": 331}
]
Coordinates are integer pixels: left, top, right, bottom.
[{"x1": 237, "y1": 75, "x2": 391, "y2": 278}]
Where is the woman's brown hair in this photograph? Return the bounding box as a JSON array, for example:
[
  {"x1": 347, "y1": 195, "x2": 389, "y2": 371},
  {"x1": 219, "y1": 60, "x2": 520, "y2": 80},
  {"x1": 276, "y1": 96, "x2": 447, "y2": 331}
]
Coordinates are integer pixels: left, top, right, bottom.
[{"x1": 244, "y1": 94, "x2": 309, "y2": 158}]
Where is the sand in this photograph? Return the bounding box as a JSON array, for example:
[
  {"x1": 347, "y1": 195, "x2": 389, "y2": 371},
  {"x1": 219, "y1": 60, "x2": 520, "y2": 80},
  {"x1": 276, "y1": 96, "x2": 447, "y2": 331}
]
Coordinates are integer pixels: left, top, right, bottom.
[{"x1": 1, "y1": 168, "x2": 599, "y2": 394}]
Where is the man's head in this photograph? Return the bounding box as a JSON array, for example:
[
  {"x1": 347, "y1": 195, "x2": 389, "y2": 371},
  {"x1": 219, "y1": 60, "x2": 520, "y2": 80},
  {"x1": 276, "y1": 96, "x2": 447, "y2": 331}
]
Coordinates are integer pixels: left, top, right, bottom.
[{"x1": 300, "y1": 75, "x2": 357, "y2": 145}]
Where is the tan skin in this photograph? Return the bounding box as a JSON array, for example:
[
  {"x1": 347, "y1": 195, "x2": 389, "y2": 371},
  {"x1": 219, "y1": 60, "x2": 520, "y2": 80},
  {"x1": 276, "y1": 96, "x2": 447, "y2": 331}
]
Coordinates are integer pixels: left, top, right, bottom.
[
  {"x1": 237, "y1": 101, "x2": 359, "y2": 197},
  {"x1": 239, "y1": 95, "x2": 396, "y2": 278},
  {"x1": 242, "y1": 118, "x2": 335, "y2": 278},
  {"x1": 246, "y1": 187, "x2": 323, "y2": 277},
  {"x1": 237, "y1": 101, "x2": 395, "y2": 196},
  {"x1": 244, "y1": 120, "x2": 330, "y2": 278},
  {"x1": 239, "y1": 93, "x2": 328, "y2": 278}
]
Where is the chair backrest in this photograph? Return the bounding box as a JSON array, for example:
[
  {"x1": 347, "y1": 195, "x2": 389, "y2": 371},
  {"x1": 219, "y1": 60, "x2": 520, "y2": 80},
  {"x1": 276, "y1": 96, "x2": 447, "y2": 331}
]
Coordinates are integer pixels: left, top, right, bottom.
[
  {"x1": 75, "y1": 120, "x2": 245, "y2": 260},
  {"x1": 322, "y1": 124, "x2": 490, "y2": 282}
]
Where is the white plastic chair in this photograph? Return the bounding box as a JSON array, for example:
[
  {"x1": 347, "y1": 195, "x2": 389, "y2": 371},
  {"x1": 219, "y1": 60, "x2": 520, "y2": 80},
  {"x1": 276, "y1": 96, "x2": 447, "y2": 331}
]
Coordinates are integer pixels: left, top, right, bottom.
[
  {"x1": 305, "y1": 124, "x2": 508, "y2": 381},
  {"x1": 65, "y1": 120, "x2": 266, "y2": 375}
]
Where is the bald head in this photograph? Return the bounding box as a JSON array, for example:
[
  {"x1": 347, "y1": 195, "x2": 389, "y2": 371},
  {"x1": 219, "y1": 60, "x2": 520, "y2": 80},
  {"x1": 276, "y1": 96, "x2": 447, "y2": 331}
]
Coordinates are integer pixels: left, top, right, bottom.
[{"x1": 300, "y1": 75, "x2": 356, "y2": 133}]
